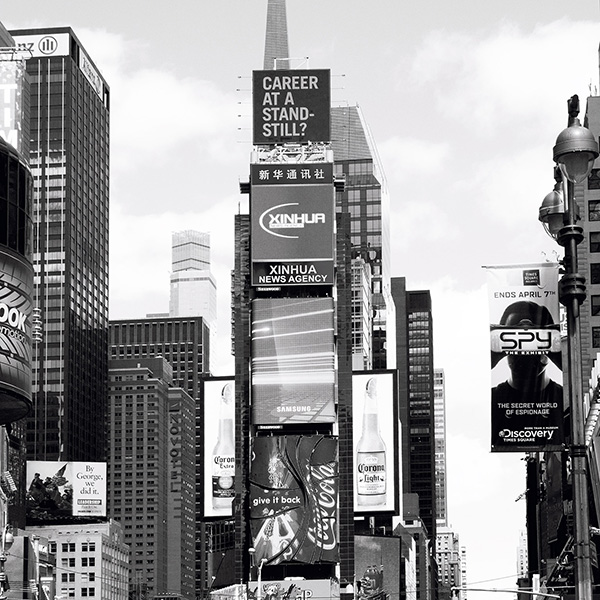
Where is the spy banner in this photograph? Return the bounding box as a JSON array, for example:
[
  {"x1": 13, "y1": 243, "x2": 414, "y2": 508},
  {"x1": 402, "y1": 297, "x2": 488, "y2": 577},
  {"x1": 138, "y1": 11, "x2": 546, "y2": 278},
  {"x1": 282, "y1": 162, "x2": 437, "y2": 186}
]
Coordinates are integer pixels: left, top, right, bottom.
[{"x1": 485, "y1": 263, "x2": 564, "y2": 452}]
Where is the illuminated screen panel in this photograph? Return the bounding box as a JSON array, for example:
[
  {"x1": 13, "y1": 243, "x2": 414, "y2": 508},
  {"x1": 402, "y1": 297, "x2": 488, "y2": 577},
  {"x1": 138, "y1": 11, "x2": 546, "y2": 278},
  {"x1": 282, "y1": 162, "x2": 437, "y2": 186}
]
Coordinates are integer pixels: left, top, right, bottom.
[
  {"x1": 250, "y1": 163, "x2": 334, "y2": 287},
  {"x1": 251, "y1": 297, "x2": 335, "y2": 425},
  {"x1": 0, "y1": 60, "x2": 26, "y2": 152},
  {"x1": 249, "y1": 435, "x2": 338, "y2": 565},
  {"x1": 0, "y1": 248, "x2": 32, "y2": 423}
]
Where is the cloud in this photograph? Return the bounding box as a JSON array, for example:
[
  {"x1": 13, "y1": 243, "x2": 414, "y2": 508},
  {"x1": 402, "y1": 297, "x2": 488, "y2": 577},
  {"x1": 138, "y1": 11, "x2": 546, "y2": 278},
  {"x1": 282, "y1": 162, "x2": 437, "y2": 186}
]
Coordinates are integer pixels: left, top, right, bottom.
[{"x1": 411, "y1": 20, "x2": 599, "y2": 135}]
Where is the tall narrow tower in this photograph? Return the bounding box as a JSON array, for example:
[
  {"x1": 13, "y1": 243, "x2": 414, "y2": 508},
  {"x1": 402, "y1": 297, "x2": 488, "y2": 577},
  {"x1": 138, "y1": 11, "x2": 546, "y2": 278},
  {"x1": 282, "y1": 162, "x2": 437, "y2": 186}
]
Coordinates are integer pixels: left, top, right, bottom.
[
  {"x1": 263, "y1": 0, "x2": 290, "y2": 69},
  {"x1": 10, "y1": 27, "x2": 110, "y2": 462}
]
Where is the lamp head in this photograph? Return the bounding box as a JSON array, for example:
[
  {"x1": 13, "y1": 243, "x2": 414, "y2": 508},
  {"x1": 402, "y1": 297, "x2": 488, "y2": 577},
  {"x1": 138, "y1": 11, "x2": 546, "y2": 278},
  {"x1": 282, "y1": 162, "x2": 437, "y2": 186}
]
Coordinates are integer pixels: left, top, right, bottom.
[
  {"x1": 539, "y1": 186, "x2": 565, "y2": 239},
  {"x1": 553, "y1": 96, "x2": 598, "y2": 183}
]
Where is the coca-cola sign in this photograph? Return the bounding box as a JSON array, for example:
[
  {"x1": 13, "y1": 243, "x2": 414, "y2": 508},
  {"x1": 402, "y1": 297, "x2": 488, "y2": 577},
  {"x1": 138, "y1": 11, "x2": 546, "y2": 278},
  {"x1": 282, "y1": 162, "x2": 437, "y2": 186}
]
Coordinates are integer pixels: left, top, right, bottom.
[{"x1": 249, "y1": 435, "x2": 339, "y2": 565}]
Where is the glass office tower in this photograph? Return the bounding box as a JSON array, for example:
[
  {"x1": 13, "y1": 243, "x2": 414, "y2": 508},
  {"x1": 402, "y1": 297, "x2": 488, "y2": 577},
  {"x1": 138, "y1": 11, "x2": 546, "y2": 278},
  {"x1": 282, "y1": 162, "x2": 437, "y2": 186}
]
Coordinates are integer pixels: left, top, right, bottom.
[{"x1": 10, "y1": 28, "x2": 110, "y2": 461}]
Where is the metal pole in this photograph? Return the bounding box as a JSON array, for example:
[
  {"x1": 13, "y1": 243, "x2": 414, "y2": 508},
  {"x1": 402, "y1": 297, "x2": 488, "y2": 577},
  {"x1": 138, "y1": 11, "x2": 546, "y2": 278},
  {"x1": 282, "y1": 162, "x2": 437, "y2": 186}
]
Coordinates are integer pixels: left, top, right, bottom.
[{"x1": 559, "y1": 177, "x2": 593, "y2": 600}]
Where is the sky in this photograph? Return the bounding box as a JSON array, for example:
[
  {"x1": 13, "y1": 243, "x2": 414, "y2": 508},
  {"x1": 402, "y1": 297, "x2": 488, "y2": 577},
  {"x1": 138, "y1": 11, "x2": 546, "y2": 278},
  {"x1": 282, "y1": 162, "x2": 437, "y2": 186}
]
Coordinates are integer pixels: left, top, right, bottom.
[{"x1": 3, "y1": 0, "x2": 600, "y2": 596}]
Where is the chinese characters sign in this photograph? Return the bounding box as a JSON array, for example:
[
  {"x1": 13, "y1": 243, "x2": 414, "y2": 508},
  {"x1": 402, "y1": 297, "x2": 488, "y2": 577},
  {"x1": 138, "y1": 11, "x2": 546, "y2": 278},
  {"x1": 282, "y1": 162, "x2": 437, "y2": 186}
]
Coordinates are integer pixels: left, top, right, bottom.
[{"x1": 250, "y1": 163, "x2": 334, "y2": 287}]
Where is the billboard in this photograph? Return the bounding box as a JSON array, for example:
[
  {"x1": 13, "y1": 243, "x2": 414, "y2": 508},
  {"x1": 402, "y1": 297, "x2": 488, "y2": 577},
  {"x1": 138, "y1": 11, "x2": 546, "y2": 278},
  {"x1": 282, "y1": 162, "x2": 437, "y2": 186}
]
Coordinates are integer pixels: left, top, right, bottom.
[
  {"x1": 0, "y1": 58, "x2": 26, "y2": 152},
  {"x1": 486, "y1": 263, "x2": 564, "y2": 452},
  {"x1": 251, "y1": 298, "x2": 336, "y2": 425},
  {"x1": 26, "y1": 461, "x2": 107, "y2": 522},
  {"x1": 0, "y1": 248, "x2": 32, "y2": 424},
  {"x1": 248, "y1": 579, "x2": 339, "y2": 600},
  {"x1": 252, "y1": 69, "x2": 331, "y2": 145},
  {"x1": 352, "y1": 372, "x2": 398, "y2": 513},
  {"x1": 249, "y1": 435, "x2": 338, "y2": 565},
  {"x1": 251, "y1": 163, "x2": 334, "y2": 287},
  {"x1": 203, "y1": 377, "x2": 236, "y2": 518},
  {"x1": 355, "y1": 535, "x2": 401, "y2": 600}
]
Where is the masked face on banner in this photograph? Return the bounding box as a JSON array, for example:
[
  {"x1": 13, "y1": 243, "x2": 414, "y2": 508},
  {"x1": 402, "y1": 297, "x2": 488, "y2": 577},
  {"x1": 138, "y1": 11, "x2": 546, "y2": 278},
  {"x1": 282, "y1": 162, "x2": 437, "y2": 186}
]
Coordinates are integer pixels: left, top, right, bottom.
[{"x1": 486, "y1": 264, "x2": 564, "y2": 452}]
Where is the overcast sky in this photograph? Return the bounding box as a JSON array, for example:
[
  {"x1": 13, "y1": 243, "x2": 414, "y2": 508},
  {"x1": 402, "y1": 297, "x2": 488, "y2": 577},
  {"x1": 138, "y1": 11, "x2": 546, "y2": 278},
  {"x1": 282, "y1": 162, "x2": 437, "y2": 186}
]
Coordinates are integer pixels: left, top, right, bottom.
[{"x1": 4, "y1": 1, "x2": 600, "y2": 596}]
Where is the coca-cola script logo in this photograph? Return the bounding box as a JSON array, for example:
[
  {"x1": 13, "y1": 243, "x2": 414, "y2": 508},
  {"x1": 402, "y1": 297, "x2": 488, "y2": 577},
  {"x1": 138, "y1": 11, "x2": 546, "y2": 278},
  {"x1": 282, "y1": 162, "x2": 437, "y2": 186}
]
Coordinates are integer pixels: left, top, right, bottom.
[{"x1": 306, "y1": 462, "x2": 337, "y2": 551}]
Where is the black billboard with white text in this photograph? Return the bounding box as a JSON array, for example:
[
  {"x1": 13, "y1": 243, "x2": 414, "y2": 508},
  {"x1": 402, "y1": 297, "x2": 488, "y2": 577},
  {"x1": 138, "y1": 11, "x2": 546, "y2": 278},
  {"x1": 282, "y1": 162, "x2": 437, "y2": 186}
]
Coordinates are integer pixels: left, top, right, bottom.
[{"x1": 252, "y1": 69, "x2": 330, "y2": 145}]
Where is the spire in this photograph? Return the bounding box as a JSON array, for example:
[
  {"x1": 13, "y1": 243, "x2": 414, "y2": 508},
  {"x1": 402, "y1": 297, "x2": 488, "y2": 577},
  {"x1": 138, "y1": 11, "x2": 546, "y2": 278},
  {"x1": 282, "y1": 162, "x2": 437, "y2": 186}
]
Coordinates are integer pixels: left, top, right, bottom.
[{"x1": 263, "y1": 0, "x2": 290, "y2": 70}]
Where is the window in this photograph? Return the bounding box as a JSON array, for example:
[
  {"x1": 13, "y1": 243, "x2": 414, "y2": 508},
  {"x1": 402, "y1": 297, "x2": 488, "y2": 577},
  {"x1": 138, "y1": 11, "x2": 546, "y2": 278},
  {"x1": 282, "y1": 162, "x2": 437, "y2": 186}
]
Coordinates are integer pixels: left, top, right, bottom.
[
  {"x1": 590, "y1": 200, "x2": 600, "y2": 220},
  {"x1": 592, "y1": 264, "x2": 600, "y2": 285},
  {"x1": 594, "y1": 327, "x2": 600, "y2": 348},
  {"x1": 593, "y1": 296, "x2": 600, "y2": 316},
  {"x1": 592, "y1": 232, "x2": 600, "y2": 253}
]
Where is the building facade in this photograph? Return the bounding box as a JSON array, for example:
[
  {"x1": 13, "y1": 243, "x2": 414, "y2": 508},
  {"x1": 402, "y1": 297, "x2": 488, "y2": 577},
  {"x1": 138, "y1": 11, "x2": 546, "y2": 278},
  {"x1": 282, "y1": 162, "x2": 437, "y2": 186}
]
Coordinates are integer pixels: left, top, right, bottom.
[
  {"x1": 108, "y1": 316, "x2": 210, "y2": 402},
  {"x1": 392, "y1": 278, "x2": 437, "y2": 541},
  {"x1": 10, "y1": 27, "x2": 110, "y2": 462},
  {"x1": 332, "y1": 105, "x2": 393, "y2": 371},
  {"x1": 27, "y1": 520, "x2": 129, "y2": 600},
  {"x1": 434, "y1": 369, "x2": 448, "y2": 529},
  {"x1": 107, "y1": 358, "x2": 196, "y2": 600}
]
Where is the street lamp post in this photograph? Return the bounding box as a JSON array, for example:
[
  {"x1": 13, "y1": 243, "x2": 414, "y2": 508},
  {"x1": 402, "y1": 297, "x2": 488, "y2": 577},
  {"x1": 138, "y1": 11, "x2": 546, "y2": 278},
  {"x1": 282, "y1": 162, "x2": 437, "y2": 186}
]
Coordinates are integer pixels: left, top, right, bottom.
[{"x1": 539, "y1": 95, "x2": 599, "y2": 600}]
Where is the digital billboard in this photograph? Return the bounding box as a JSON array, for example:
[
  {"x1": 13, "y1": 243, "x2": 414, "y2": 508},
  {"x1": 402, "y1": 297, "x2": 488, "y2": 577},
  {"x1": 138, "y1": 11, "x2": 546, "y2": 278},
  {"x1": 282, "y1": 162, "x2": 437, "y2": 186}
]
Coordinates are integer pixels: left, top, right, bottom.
[
  {"x1": 252, "y1": 69, "x2": 331, "y2": 145},
  {"x1": 251, "y1": 298, "x2": 336, "y2": 425},
  {"x1": 0, "y1": 248, "x2": 32, "y2": 424},
  {"x1": 203, "y1": 377, "x2": 236, "y2": 518},
  {"x1": 486, "y1": 263, "x2": 564, "y2": 452},
  {"x1": 26, "y1": 461, "x2": 107, "y2": 522},
  {"x1": 250, "y1": 163, "x2": 334, "y2": 287},
  {"x1": 352, "y1": 372, "x2": 398, "y2": 513},
  {"x1": 248, "y1": 579, "x2": 339, "y2": 600},
  {"x1": 249, "y1": 435, "x2": 338, "y2": 565},
  {"x1": 0, "y1": 59, "x2": 26, "y2": 152}
]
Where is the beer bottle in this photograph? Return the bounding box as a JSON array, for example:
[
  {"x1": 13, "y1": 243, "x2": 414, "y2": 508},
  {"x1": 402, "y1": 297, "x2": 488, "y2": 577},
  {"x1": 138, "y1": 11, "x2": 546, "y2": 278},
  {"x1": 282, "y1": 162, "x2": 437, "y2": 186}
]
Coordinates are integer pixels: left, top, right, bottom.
[
  {"x1": 356, "y1": 377, "x2": 386, "y2": 506},
  {"x1": 212, "y1": 382, "x2": 235, "y2": 510}
]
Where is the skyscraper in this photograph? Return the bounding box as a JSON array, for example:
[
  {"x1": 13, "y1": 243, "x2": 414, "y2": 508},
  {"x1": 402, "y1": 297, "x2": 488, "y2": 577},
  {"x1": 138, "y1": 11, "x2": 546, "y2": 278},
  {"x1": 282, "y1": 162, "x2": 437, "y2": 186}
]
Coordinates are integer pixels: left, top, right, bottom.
[
  {"x1": 107, "y1": 357, "x2": 196, "y2": 599},
  {"x1": 434, "y1": 368, "x2": 448, "y2": 529},
  {"x1": 332, "y1": 106, "x2": 393, "y2": 370},
  {"x1": 169, "y1": 230, "x2": 217, "y2": 372},
  {"x1": 9, "y1": 27, "x2": 110, "y2": 462},
  {"x1": 392, "y1": 277, "x2": 436, "y2": 540}
]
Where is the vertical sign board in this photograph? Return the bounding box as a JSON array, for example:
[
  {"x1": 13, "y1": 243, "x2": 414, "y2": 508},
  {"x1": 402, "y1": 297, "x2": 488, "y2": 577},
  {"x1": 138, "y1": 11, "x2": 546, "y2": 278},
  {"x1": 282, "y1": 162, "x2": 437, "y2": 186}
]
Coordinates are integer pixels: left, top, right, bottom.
[
  {"x1": 203, "y1": 378, "x2": 236, "y2": 518},
  {"x1": 26, "y1": 461, "x2": 107, "y2": 521},
  {"x1": 352, "y1": 372, "x2": 397, "y2": 513},
  {"x1": 251, "y1": 163, "x2": 335, "y2": 287},
  {"x1": 249, "y1": 435, "x2": 338, "y2": 565},
  {"x1": 486, "y1": 263, "x2": 564, "y2": 452},
  {"x1": 251, "y1": 297, "x2": 336, "y2": 425},
  {"x1": 252, "y1": 69, "x2": 331, "y2": 145}
]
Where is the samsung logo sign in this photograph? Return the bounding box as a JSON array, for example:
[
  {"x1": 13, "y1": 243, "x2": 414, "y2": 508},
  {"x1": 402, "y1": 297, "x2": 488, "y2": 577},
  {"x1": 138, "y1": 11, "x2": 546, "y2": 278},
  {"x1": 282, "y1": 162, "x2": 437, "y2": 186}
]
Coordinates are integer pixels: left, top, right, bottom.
[{"x1": 259, "y1": 203, "x2": 326, "y2": 239}]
